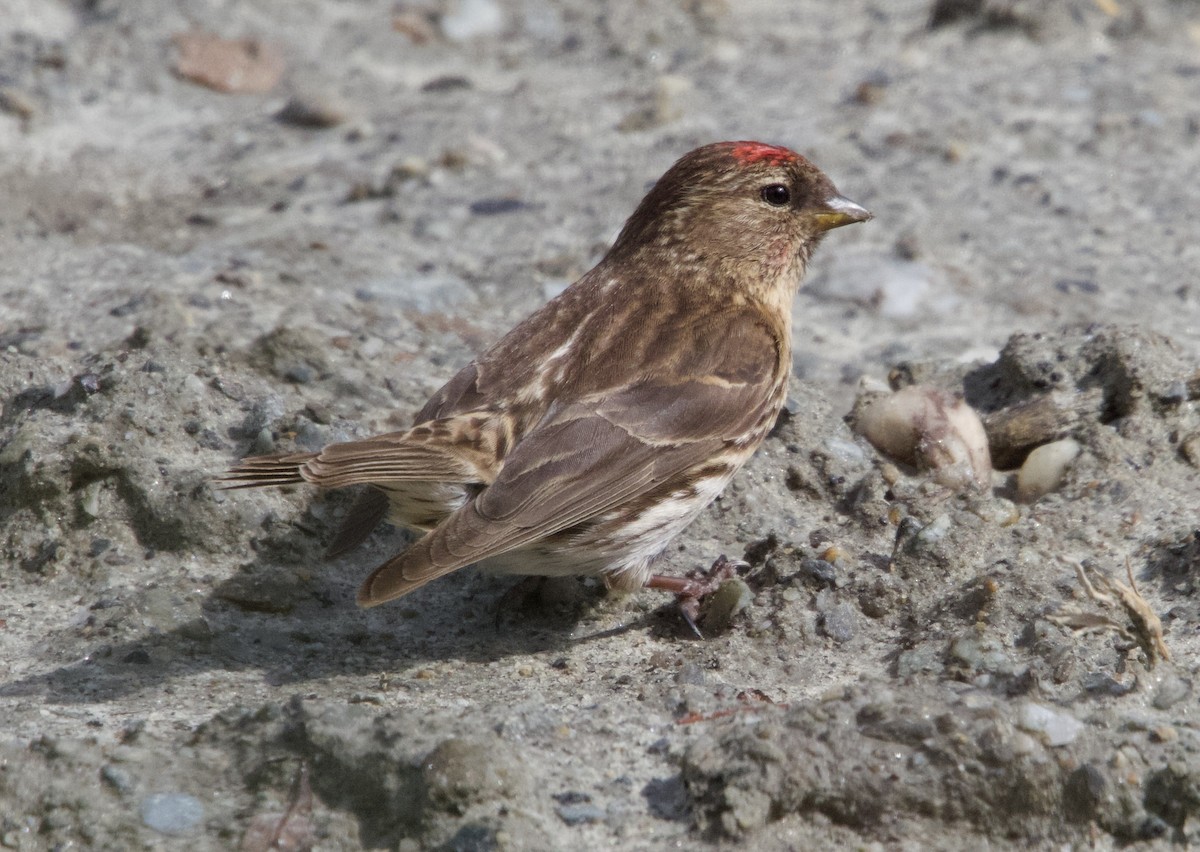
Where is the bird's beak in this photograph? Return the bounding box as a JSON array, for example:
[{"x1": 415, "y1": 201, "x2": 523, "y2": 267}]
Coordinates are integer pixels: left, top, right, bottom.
[{"x1": 812, "y1": 194, "x2": 872, "y2": 231}]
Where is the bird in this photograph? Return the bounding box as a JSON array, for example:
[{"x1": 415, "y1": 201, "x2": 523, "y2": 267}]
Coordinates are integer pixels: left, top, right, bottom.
[{"x1": 222, "y1": 140, "x2": 870, "y2": 632}]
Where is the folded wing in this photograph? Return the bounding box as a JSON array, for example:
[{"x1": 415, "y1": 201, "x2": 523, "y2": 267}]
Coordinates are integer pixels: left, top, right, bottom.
[{"x1": 358, "y1": 311, "x2": 783, "y2": 605}]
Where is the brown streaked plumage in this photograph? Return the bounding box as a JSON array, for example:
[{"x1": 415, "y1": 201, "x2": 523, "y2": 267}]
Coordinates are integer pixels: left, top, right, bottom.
[{"x1": 222, "y1": 141, "x2": 870, "y2": 624}]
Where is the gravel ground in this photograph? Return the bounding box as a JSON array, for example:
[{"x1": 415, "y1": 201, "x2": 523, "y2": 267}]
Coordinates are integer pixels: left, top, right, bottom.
[{"x1": 1, "y1": 1, "x2": 1198, "y2": 849}]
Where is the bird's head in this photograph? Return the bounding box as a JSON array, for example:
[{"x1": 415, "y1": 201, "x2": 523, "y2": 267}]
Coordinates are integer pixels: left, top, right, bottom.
[{"x1": 609, "y1": 141, "x2": 870, "y2": 291}]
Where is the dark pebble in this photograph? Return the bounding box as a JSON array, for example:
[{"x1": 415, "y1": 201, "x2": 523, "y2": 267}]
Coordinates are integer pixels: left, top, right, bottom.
[
  {"x1": 283, "y1": 364, "x2": 314, "y2": 384},
  {"x1": 470, "y1": 198, "x2": 527, "y2": 216},
  {"x1": 421, "y1": 75, "x2": 473, "y2": 92},
  {"x1": 819, "y1": 603, "x2": 856, "y2": 642}
]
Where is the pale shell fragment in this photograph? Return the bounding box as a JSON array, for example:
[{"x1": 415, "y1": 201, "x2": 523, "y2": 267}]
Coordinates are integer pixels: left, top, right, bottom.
[
  {"x1": 1016, "y1": 438, "x2": 1081, "y2": 503},
  {"x1": 850, "y1": 383, "x2": 992, "y2": 492}
]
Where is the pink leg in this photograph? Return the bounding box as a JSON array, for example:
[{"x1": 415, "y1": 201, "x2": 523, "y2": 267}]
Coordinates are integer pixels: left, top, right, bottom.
[{"x1": 645, "y1": 555, "x2": 747, "y2": 638}]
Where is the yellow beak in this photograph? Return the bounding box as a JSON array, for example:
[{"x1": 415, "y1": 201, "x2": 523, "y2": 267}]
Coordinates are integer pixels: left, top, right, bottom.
[{"x1": 813, "y1": 194, "x2": 872, "y2": 231}]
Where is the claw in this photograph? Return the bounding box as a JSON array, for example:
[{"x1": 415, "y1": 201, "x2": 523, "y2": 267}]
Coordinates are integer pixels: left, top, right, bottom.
[{"x1": 646, "y1": 554, "x2": 748, "y2": 637}]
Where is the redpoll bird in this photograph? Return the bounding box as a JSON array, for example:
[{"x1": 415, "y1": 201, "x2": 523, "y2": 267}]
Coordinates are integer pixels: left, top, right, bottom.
[{"x1": 223, "y1": 141, "x2": 870, "y2": 630}]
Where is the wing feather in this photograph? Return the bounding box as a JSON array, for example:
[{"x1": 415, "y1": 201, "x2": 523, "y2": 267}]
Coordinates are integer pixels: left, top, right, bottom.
[{"x1": 358, "y1": 314, "x2": 784, "y2": 605}]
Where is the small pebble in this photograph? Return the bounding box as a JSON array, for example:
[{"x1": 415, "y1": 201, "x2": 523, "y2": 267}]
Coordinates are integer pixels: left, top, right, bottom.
[
  {"x1": 1016, "y1": 438, "x2": 1080, "y2": 502},
  {"x1": 1180, "y1": 432, "x2": 1200, "y2": 469},
  {"x1": 1016, "y1": 702, "x2": 1083, "y2": 746},
  {"x1": 819, "y1": 602, "x2": 856, "y2": 643},
  {"x1": 294, "y1": 422, "x2": 327, "y2": 451},
  {"x1": 556, "y1": 802, "x2": 605, "y2": 825},
  {"x1": 913, "y1": 513, "x2": 953, "y2": 547},
  {"x1": 469, "y1": 198, "x2": 527, "y2": 216},
  {"x1": 0, "y1": 87, "x2": 36, "y2": 121},
  {"x1": 100, "y1": 764, "x2": 135, "y2": 794},
  {"x1": 283, "y1": 364, "x2": 314, "y2": 384},
  {"x1": 275, "y1": 94, "x2": 348, "y2": 128},
  {"x1": 1149, "y1": 726, "x2": 1178, "y2": 743},
  {"x1": 140, "y1": 792, "x2": 204, "y2": 836},
  {"x1": 1151, "y1": 671, "x2": 1191, "y2": 710},
  {"x1": 440, "y1": 0, "x2": 503, "y2": 41}
]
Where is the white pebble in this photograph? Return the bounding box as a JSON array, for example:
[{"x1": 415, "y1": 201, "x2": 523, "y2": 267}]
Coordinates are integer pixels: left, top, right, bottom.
[
  {"x1": 1016, "y1": 702, "x2": 1084, "y2": 747},
  {"x1": 440, "y1": 0, "x2": 504, "y2": 41},
  {"x1": 825, "y1": 437, "x2": 867, "y2": 464},
  {"x1": 1016, "y1": 438, "x2": 1081, "y2": 503},
  {"x1": 181, "y1": 374, "x2": 206, "y2": 397}
]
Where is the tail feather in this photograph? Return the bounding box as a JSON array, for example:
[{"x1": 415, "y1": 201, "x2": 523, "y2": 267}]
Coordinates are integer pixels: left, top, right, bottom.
[{"x1": 217, "y1": 452, "x2": 319, "y2": 489}]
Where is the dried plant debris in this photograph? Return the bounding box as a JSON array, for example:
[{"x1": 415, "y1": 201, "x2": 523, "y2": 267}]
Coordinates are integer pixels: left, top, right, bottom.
[
  {"x1": 1050, "y1": 558, "x2": 1171, "y2": 666},
  {"x1": 982, "y1": 387, "x2": 1102, "y2": 470}
]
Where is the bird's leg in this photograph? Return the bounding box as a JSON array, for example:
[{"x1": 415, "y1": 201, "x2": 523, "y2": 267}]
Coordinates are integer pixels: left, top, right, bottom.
[{"x1": 645, "y1": 555, "x2": 748, "y2": 638}]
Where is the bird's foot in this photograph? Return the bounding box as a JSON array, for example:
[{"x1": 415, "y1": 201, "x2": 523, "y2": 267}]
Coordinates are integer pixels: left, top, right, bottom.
[{"x1": 645, "y1": 555, "x2": 748, "y2": 638}]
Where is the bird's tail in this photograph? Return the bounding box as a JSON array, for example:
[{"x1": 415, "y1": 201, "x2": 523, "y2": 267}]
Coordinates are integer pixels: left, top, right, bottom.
[{"x1": 217, "y1": 452, "x2": 319, "y2": 489}]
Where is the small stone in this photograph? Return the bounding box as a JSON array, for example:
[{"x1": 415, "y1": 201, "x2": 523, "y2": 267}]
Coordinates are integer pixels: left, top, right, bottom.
[
  {"x1": 800, "y1": 558, "x2": 837, "y2": 587},
  {"x1": 275, "y1": 94, "x2": 348, "y2": 128},
  {"x1": 1151, "y1": 672, "x2": 1191, "y2": 710},
  {"x1": 140, "y1": 792, "x2": 204, "y2": 836},
  {"x1": 819, "y1": 602, "x2": 857, "y2": 643},
  {"x1": 422, "y1": 736, "x2": 527, "y2": 813},
  {"x1": 172, "y1": 32, "x2": 285, "y2": 94},
  {"x1": 469, "y1": 198, "x2": 527, "y2": 216},
  {"x1": 895, "y1": 645, "x2": 941, "y2": 677},
  {"x1": 0, "y1": 87, "x2": 36, "y2": 121},
  {"x1": 283, "y1": 364, "x2": 314, "y2": 384},
  {"x1": 421, "y1": 75, "x2": 473, "y2": 93},
  {"x1": 440, "y1": 0, "x2": 504, "y2": 41},
  {"x1": 78, "y1": 480, "x2": 103, "y2": 519},
  {"x1": 674, "y1": 662, "x2": 706, "y2": 686},
  {"x1": 947, "y1": 634, "x2": 1011, "y2": 676},
  {"x1": 1149, "y1": 726, "x2": 1178, "y2": 743},
  {"x1": 1016, "y1": 702, "x2": 1084, "y2": 747},
  {"x1": 1063, "y1": 764, "x2": 1108, "y2": 821},
  {"x1": 556, "y1": 802, "x2": 605, "y2": 825},
  {"x1": 294, "y1": 422, "x2": 327, "y2": 451},
  {"x1": 1180, "y1": 432, "x2": 1200, "y2": 469},
  {"x1": 912, "y1": 514, "x2": 953, "y2": 548}
]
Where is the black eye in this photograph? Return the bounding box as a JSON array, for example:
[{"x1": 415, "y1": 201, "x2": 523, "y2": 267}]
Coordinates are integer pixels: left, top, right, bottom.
[{"x1": 760, "y1": 184, "x2": 790, "y2": 206}]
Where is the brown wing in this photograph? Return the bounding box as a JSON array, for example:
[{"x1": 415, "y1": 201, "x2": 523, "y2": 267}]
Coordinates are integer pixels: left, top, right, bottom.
[{"x1": 357, "y1": 314, "x2": 783, "y2": 606}]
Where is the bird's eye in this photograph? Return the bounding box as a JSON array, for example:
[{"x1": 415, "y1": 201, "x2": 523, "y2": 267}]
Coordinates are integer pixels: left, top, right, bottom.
[{"x1": 760, "y1": 184, "x2": 791, "y2": 206}]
